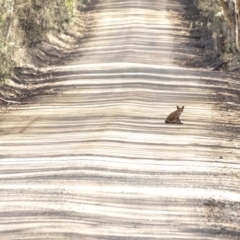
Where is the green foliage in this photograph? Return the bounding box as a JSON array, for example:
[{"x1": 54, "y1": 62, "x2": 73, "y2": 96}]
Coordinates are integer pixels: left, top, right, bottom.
[
  {"x1": 223, "y1": 42, "x2": 234, "y2": 54},
  {"x1": 193, "y1": 0, "x2": 236, "y2": 54},
  {"x1": 0, "y1": 0, "x2": 13, "y2": 36},
  {"x1": 194, "y1": 0, "x2": 222, "y2": 18},
  {"x1": 64, "y1": 0, "x2": 76, "y2": 23},
  {"x1": 0, "y1": 0, "x2": 15, "y2": 82},
  {"x1": 0, "y1": 0, "x2": 83, "y2": 83},
  {"x1": 16, "y1": 0, "x2": 78, "y2": 46},
  {"x1": 0, "y1": 40, "x2": 15, "y2": 82},
  {"x1": 194, "y1": 0, "x2": 224, "y2": 34}
]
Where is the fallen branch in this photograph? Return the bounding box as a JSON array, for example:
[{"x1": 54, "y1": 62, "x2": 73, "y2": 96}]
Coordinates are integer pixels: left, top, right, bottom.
[{"x1": 0, "y1": 97, "x2": 22, "y2": 104}]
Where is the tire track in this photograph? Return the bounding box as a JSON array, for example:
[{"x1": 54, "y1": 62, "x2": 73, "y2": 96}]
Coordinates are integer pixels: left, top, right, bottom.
[{"x1": 0, "y1": 0, "x2": 240, "y2": 239}]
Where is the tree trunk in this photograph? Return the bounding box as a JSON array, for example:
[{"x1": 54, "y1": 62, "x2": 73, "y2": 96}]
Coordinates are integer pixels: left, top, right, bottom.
[
  {"x1": 218, "y1": 0, "x2": 240, "y2": 51},
  {"x1": 234, "y1": 1, "x2": 240, "y2": 51},
  {"x1": 236, "y1": 0, "x2": 240, "y2": 12},
  {"x1": 5, "y1": 4, "x2": 14, "y2": 41},
  {"x1": 218, "y1": 0, "x2": 235, "y2": 31}
]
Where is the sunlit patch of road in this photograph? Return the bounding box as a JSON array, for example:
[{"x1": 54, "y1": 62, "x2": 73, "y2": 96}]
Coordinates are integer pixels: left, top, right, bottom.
[{"x1": 0, "y1": 0, "x2": 240, "y2": 239}]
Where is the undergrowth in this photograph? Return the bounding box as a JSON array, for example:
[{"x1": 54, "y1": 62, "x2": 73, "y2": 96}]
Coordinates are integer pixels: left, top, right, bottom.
[
  {"x1": 193, "y1": 0, "x2": 240, "y2": 69},
  {"x1": 0, "y1": 0, "x2": 87, "y2": 84}
]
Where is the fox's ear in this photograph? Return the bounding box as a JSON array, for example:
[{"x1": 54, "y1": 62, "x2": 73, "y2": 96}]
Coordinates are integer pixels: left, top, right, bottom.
[
  {"x1": 182, "y1": 106, "x2": 184, "y2": 109},
  {"x1": 177, "y1": 105, "x2": 179, "y2": 109}
]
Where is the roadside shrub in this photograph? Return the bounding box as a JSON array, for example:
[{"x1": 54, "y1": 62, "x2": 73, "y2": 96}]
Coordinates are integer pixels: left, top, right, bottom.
[
  {"x1": 15, "y1": 0, "x2": 79, "y2": 46},
  {"x1": 0, "y1": 40, "x2": 15, "y2": 82},
  {"x1": 194, "y1": 0, "x2": 225, "y2": 34},
  {"x1": 0, "y1": 0, "x2": 15, "y2": 82},
  {"x1": 0, "y1": 0, "x2": 84, "y2": 83},
  {"x1": 193, "y1": 0, "x2": 235, "y2": 54}
]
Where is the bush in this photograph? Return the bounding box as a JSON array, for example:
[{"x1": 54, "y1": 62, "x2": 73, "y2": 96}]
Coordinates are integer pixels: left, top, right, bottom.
[
  {"x1": 0, "y1": 0, "x2": 84, "y2": 83},
  {"x1": 0, "y1": 40, "x2": 15, "y2": 82},
  {"x1": 16, "y1": 0, "x2": 79, "y2": 46},
  {"x1": 194, "y1": 0, "x2": 224, "y2": 34},
  {"x1": 193, "y1": 0, "x2": 235, "y2": 54},
  {"x1": 0, "y1": 0, "x2": 15, "y2": 82}
]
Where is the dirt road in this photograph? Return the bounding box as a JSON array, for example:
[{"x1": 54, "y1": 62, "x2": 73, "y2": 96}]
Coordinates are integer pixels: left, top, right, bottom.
[{"x1": 0, "y1": 0, "x2": 240, "y2": 239}]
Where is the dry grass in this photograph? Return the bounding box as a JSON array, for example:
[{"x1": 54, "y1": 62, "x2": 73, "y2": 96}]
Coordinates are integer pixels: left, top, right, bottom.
[{"x1": 0, "y1": 0, "x2": 91, "y2": 84}]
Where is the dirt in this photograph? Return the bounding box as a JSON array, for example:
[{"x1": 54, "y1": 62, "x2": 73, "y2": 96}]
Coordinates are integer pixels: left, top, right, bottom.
[{"x1": 0, "y1": 0, "x2": 240, "y2": 239}]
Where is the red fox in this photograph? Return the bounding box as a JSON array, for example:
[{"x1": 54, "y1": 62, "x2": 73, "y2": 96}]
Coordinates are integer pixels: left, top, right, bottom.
[{"x1": 165, "y1": 106, "x2": 184, "y2": 124}]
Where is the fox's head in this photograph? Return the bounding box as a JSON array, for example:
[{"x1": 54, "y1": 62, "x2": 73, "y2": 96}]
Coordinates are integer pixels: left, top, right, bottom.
[{"x1": 177, "y1": 106, "x2": 184, "y2": 115}]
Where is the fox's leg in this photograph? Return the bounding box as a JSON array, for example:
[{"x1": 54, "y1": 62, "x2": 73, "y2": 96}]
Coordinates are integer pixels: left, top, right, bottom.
[{"x1": 177, "y1": 117, "x2": 183, "y2": 124}]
